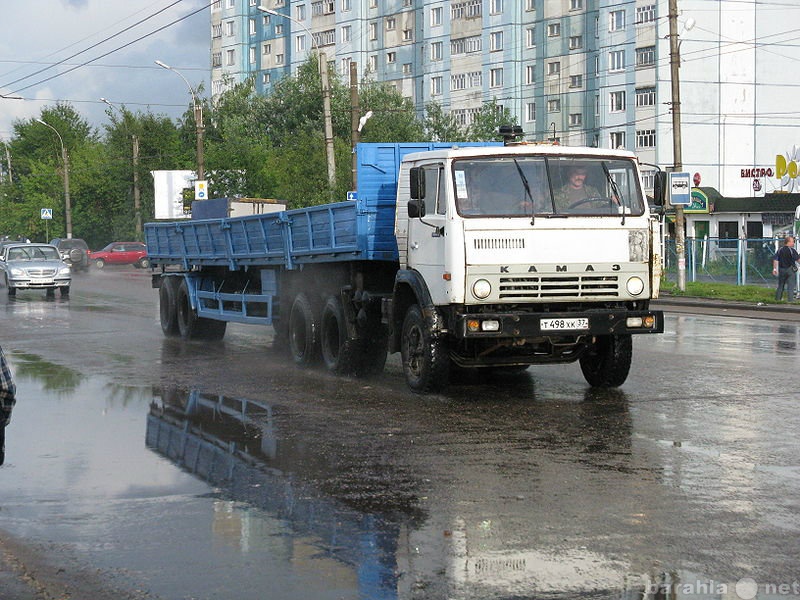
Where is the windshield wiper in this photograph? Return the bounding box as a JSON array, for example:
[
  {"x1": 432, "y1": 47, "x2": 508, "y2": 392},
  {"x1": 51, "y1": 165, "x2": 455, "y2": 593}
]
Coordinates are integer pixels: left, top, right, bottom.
[
  {"x1": 601, "y1": 162, "x2": 625, "y2": 225},
  {"x1": 513, "y1": 159, "x2": 535, "y2": 225}
]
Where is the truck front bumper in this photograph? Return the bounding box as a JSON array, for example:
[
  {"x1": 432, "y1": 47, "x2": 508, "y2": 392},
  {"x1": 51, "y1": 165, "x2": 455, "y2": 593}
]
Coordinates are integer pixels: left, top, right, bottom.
[{"x1": 457, "y1": 309, "x2": 664, "y2": 338}]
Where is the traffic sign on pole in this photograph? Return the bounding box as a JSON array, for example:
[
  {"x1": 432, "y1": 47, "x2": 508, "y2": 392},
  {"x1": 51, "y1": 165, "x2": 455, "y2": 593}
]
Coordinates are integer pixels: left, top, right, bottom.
[{"x1": 194, "y1": 180, "x2": 208, "y2": 200}]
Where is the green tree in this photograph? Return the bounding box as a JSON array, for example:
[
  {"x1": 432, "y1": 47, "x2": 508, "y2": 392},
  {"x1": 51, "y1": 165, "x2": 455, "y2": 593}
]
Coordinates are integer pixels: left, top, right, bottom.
[
  {"x1": 422, "y1": 102, "x2": 465, "y2": 142},
  {"x1": 465, "y1": 99, "x2": 518, "y2": 141}
]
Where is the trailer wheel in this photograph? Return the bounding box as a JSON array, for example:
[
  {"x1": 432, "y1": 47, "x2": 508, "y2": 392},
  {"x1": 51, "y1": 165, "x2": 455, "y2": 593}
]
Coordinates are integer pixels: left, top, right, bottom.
[
  {"x1": 176, "y1": 280, "x2": 227, "y2": 341},
  {"x1": 159, "y1": 277, "x2": 180, "y2": 337},
  {"x1": 401, "y1": 304, "x2": 449, "y2": 393},
  {"x1": 579, "y1": 334, "x2": 632, "y2": 388},
  {"x1": 288, "y1": 293, "x2": 320, "y2": 366}
]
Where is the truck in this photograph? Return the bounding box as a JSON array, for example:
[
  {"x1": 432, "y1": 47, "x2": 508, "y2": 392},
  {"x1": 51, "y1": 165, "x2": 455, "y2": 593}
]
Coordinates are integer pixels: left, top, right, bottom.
[{"x1": 145, "y1": 136, "x2": 665, "y2": 392}]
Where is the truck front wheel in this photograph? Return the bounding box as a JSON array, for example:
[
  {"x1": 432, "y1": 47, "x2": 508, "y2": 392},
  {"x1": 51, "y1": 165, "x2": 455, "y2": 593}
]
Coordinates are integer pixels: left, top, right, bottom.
[
  {"x1": 401, "y1": 304, "x2": 449, "y2": 393},
  {"x1": 579, "y1": 334, "x2": 632, "y2": 388},
  {"x1": 288, "y1": 293, "x2": 320, "y2": 366}
]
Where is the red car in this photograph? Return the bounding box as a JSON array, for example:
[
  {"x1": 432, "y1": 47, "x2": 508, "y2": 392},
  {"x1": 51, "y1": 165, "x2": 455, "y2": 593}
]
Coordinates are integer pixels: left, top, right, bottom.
[{"x1": 90, "y1": 242, "x2": 150, "y2": 269}]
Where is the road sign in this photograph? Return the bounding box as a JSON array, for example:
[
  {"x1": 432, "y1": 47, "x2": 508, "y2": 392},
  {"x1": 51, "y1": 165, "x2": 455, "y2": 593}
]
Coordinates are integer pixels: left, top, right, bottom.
[
  {"x1": 194, "y1": 180, "x2": 208, "y2": 200},
  {"x1": 41, "y1": 208, "x2": 53, "y2": 220},
  {"x1": 668, "y1": 172, "x2": 691, "y2": 206},
  {"x1": 346, "y1": 191, "x2": 357, "y2": 201}
]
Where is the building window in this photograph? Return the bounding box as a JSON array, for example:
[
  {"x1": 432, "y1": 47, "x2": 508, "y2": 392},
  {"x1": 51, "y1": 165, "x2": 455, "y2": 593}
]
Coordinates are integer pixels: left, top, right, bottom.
[
  {"x1": 295, "y1": 4, "x2": 306, "y2": 20},
  {"x1": 402, "y1": 29, "x2": 413, "y2": 41},
  {"x1": 569, "y1": 35, "x2": 583, "y2": 50},
  {"x1": 490, "y1": 31, "x2": 503, "y2": 51},
  {"x1": 635, "y1": 87, "x2": 656, "y2": 107},
  {"x1": 547, "y1": 22, "x2": 561, "y2": 37},
  {"x1": 526, "y1": 65, "x2": 535, "y2": 84},
  {"x1": 275, "y1": 24, "x2": 283, "y2": 34},
  {"x1": 226, "y1": 49, "x2": 235, "y2": 65},
  {"x1": 431, "y1": 6, "x2": 442, "y2": 26},
  {"x1": 525, "y1": 0, "x2": 535, "y2": 10},
  {"x1": 468, "y1": 71, "x2": 482, "y2": 87},
  {"x1": 569, "y1": 113, "x2": 582, "y2": 127},
  {"x1": 341, "y1": 25, "x2": 351, "y2": 42},
  {"x1": 490, "y1": 0, "x2": 502, "y2": 14},
  {"x1": 451, "y1": 0, "x2": 482, "y2": 19},
  {"x1": 636, "y1": 4, "x2": 656, "y2": 24},
  {"x1": 570, "y1": 0, "x2": 583, "y2": 9},
  {"x1": 547, "y1": 61, "x2": 560, "y2": 76},
  {"x1": 249, "y1": 47, "x2": 256, "y2": 63},
  {"x1": 369, "y1": 22, "x2": 377, "y2": 40},
  {"x1": 431, "y1": 75, "x2": 442, "y2": 95},
  {"x1": 387, "y1": 51, "x2": 396, "y2": 63},
  {"x1": 368, "y1": 55, "x2": 377, "y2": 71},
  {"x1": 225, "y1": 20, "x2": 234, "y2": 36},
  {"x1": 490, "y1": 67, "x2": 503, "y2": 87},
  {"x1": 296, "y1": 35, "x2": 306, "y2": 52},
  {"x1": 262, "y1": 72, "x2": 271, "y2": 85},
  {"x1": 431, "y1": 41, "x2": 443, "y2": 60},
  {"x1": 452, "y1": 73, "x2": 466, "y2": 90},
  {"x1": 641, "y1": 169, "x2": 656, "y2": 190},
  {"x1": 610, "y1": 90, "x2": 625, "y2": 112},
  {"x1": 636, "y1": 46, "x2": 656, "y2": 67},
  {"x1": 249, "y1": 18, "x2": 256, "y2": 35},
  {"x1": 342, "y1": 0, "x2": 351, "y2": 11},
  {"x1": 526, "y1": 102, "x2": 536, "y2": 122},
  {"x1": 369, "y1": 0, "x2": 377, "y2": 7},
  {"x1": 609, "y1": 50, "x2": 625, "y2": 72},
  {"x1": 262, "y1": 15, "x2": 270, "y2": 25},
  {"x1": 276, "y1": 53, "x2": 284, "y2": 65},
  {"x1": 451, "y1": 36, "x2": 481, "y2": 55},
  {"x1": 526, "y1": 27, "x2": 535, "y2": 48},
  {"x1": 610, "y1": 131, "x2": 625, "y2": 148},
  {"x1": 636, "y1": 129, "x2": 656, "y2": 148},
  {"x1": 403, "y1": 63, "x2": 412, "y2": 75},
  {"x1": 212, "y1": 23, "x2": 222, "y2": 38},
  {"x1": 386, "y1": 17, "x2": 396, "y2": 30},
  {"x1": 570, "y1": 74, "x2": 583, "y2": 88},
  {"x1": 212, "y1": 52, "x2": 222, "y2": 67},
  {"x1": 547, "y1": 99, "x2": 561, "y2": 112},
  {"x1": 609, "y1": 10, "x2": 625, "y2": 31}
]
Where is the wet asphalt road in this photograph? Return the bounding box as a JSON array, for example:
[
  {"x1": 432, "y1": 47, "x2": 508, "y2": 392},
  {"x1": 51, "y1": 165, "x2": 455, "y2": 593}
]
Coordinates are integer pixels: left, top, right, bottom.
[{"x1": 1, "y1": 268, "x2": 799, "y2": 600}]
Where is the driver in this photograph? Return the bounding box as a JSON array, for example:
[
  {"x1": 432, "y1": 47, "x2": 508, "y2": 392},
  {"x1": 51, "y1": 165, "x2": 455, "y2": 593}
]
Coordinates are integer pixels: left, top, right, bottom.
[{"x1": 553, "y1": 165, "x2": 601, "y2": 212}]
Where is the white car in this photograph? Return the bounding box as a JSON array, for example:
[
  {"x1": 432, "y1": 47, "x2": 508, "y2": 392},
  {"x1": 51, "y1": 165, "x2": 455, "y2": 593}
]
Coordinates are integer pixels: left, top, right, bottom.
[{"x1": 0, "y1": 243, "x2": 71, "y2": 297}]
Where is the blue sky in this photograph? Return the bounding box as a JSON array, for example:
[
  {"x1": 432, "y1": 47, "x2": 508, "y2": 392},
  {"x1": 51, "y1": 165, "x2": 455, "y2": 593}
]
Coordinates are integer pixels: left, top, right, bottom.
[{"x1": 0, "y1": 0, "x2": 209, "y2": 139}]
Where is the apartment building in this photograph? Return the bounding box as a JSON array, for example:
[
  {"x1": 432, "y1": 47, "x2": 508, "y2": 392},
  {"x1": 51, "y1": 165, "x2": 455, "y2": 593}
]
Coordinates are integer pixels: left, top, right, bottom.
[{"x1": 210, "y1": 0, "x2": 799, "y2": 198}]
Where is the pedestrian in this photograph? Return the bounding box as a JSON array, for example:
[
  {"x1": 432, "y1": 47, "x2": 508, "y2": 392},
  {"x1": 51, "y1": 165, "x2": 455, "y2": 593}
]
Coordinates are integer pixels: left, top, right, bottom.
[
  {"x1": 772, "y1": 235, "x2": 800, "y2": 302},
  {"x1": 0, "y1": 345, "x2": 16, "y2": 466}
]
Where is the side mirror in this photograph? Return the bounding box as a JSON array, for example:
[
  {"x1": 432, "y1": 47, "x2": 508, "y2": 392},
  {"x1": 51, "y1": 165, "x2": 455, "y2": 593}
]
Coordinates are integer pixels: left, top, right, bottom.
[
  {"x1": 407, "y1": 198, "x2": 426, "y2": 219},
  {"x1": 409, "y1": 167, "x2": 426, "y2": 200},
  {"x1": 652, "y1": 171, "x2": 667, "y2": 207}
]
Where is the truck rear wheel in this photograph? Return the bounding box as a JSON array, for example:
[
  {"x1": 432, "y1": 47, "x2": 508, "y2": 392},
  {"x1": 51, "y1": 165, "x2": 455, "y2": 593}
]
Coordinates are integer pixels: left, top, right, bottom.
[
  {"x1": 176, "y1": 280, "x2": 227, "y2": 341},
  {"x1": 320, "y1": 296, "x2": 358, "y2": 374},
  {"x1": 159, "y1": 277, "x2": 180, "y2": 337},
  {"x1": 401, "y1": 304, "x2": 449, "y2": 393},
  {"x1": 288, "y1": 293, "x2": 320, "y2": 366},
  {"x1": 579, "y1": 334, "x2": 632, "y2": 388}
]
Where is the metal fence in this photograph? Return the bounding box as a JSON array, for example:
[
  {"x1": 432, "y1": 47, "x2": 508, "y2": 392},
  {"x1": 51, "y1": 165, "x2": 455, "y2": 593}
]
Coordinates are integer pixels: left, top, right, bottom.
[{"x1": 662, "y1": 237, "x2": 784, "y2": 287}]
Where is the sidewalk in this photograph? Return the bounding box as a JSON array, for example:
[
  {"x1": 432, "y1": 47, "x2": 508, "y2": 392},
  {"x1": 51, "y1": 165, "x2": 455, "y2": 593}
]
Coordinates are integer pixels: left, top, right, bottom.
[{"x1": 654, "y1": 293, "x2": 800, "y2": 322}]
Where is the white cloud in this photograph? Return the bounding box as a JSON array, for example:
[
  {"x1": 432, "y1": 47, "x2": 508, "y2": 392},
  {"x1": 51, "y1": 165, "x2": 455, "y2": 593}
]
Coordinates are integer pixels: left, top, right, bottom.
[{"x1": 0, "y1": 0, "x2": 208, "y2": 138}]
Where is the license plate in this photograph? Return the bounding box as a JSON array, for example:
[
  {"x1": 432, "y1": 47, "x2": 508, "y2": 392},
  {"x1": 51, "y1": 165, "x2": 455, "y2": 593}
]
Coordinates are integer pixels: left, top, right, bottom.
[
  {"x1": 35, "y1": 279, "x2": 54, "y2": 285},
  {"x1": 540, "y1": 317, "x2": 589, "y2": 331}
]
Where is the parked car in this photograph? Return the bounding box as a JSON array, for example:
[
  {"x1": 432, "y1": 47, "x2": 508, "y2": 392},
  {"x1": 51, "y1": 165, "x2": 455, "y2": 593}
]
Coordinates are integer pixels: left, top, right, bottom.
[
  {"x1": 0, "y1": 243, "x2": 71, "y2": 296},
  {"x1": 50, "y1": 237, "x2": 90, "y2": 272},
  {"x1": 90, "y1": 242, "x2": 150, "y2": 269}
]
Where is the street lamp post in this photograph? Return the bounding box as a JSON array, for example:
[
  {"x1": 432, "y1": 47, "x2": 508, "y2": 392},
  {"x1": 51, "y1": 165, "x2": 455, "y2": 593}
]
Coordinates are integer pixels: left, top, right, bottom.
[
  {"x1": 101, "y1": 98, "x2": 142, "y2": 236},
  {"x1": 155, "y1": 60, "x2": 205, "y2": 181},
  {"x1": 257, "y1": 5, "x2": 336, "y2": 193},
  {"x1": 36, "y1": 119, "x2": 72, "y2": 239}
]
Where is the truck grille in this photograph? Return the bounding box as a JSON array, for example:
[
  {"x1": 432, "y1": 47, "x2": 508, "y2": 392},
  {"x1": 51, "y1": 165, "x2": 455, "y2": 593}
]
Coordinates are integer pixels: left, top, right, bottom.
[
  {"x1": 473, "y1": 237, "x2": 525, "y2": 250},
  {"x1": 499, "y1": 274, "x2": 619, "y2": 298}
]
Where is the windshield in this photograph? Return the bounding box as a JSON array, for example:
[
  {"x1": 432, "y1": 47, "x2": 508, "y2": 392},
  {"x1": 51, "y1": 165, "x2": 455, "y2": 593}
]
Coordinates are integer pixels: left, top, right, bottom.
[
  {"x1": 6, "y1": 245, "x2": 61, "y2": 261},
  {"x1": 453, "y1": 156, "x2": 645, "y2": 217}
]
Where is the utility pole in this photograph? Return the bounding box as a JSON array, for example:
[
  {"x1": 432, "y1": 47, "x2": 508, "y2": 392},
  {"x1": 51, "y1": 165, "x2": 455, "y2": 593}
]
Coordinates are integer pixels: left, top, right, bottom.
[
  {"x1": 668, "y1": 0, "x2": 686, "y2": 291},
  {"x1": 350, "y1": 61, "x2": 360, "y2": 190},
  {"x1": 319, "y1": 52, "x2": 336, "y2": 194},
  {"x1": 132, "y1": 134, "x2": 142, "y2": 235}
]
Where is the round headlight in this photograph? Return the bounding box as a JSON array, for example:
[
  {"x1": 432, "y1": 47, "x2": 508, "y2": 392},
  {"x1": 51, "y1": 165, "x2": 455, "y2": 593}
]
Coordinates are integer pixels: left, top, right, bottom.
[
  {"x1": 472, "y1": 279, "x2": 492, "y2": 300},
  {"x1": 626, "y1": 276, "x2": 644, "y2": 296}
]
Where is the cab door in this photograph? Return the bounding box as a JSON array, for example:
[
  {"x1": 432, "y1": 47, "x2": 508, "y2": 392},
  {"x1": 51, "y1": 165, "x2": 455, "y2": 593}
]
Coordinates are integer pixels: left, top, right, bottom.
[{"x1": 407, "y1": 164, "x2": 448, "y2": 304}]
